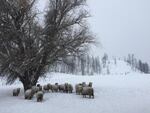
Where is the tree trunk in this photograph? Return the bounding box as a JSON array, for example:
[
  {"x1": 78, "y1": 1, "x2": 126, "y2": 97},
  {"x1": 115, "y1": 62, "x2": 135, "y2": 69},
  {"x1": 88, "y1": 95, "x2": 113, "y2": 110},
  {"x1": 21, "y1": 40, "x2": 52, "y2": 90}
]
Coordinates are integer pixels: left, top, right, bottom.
[
  {"x1": 20, "y1": 66, "x2": 44, "y2": 92},
  {"x1": 22, "y1": 81, "x2": 33, "y2": 92},
  {"x1": 20, "y1": 74, "x2": 38, "y2": 92},
  {"x1": 21, "y1": 78, "x2": 36, "y2": 92}
]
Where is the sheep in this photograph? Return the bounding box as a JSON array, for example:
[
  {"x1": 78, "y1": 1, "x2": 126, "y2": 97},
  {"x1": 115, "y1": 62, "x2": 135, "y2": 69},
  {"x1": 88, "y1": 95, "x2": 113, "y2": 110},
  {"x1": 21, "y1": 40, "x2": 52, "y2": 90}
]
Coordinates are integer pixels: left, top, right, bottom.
[
  {"x1": 67, "y1": 84, "x2": 73, "y2": 93},
  {"x1": 78, "y1": 85, "x2": 83, "y2": 95},
  {"x1": 75, "y1": 84, "x2": 83, "y2": 95},
  {"x1": 38, "y1": 86, "x2": 43, "y2": 91},
  {"x1": 55, "y1": 83, "x2": 58, "y2": 85},
  {"x1": 58, "y1": 84, "x2": 65, "y2": 92},
  {"x1": 47, "y1": 83, "x2": 52, "y2": 91},
  {"x1": 64, "y1": 83, "x2": 69, "y2": 93},
  {"x1": 24, "y1": 89, "x2": 34, "y2": 100},
  {"x1": 32, "y1": 86, "x2": 39, "y2": 94},
  {"x1": 75, "y1": 84, "x2": 80, "y2": 94},
  {"x1": 88, "y1": 82, "x2": 93, "y2": 87},
  {"x1": 82, "y1": 82, "x2": 87, "y2": 87},
  {"x1": 36, "y1": 84, "x2": 42, "y2": 91},
  {"x1": 13, "y1": 88, "x2": 21, "y2": 96},
  {"x1": 82, "y1": 87, "x2": 94, "y2": 99},
  {"x1": 36, "y1": 91, "x2": 44, "y2": 102},
  {"x1": 52, "y1": 84, "x2": 59, "y2": 92},
  {"x1": 43, "y1": 85, "x2": 49, "y2": 92}
]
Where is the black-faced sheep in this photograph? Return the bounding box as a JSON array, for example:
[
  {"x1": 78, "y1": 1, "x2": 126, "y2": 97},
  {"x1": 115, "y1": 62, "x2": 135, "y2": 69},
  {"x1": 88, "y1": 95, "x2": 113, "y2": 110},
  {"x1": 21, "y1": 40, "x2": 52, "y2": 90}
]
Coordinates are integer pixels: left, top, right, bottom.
[
  {"x1": 36, "y1": 91, "x2": 44, "y2": 102},
  {"x1": 32, "y1": 86, "x2": 39, "y2": 94},
  {"x1": 24, "y1": 89, "x2": 34, "y2": 100},
  {"x1": 37, "y1": 84, "x2": 42, "y2": 91},
  {"x1": 82, "y1": 82, "x2": 87, "y2": 87},
  {"x1": 64, "y1": 83, "x2": 69, "y2": 93},
  {"x1": 37, "y1": 84, "x2": 41, "y2": 87},
  {"x1": 75, "y1": 84, "x2": 83, "y2": 95},
  {"x1": 88, "y1": 82, "x2": 93, "y2": 87},
  {"x1": 52, "y1": 84, "x2": 59, "y2": 92},
  {"x1": 13, "y1": 88, "x2": 21, "y2": 96},
  {"x1": 38, "y1": 86, "x2": 42, "y2": 91},
  {"x1": 59, "y1": 84, "x2": 65, "y2": 92},
  {"x1": 82, "y1": 87, "x2": 94, "y2": 99},
  {"x1": 67, "y1": 84, "x2": 73, "y2": 93},
  {"x1": 55, "y1": 83, "x2": 58, "y2": 85},
  {"x1": 47, "y1": 83, "x2": 52, "y2": 91},
  {"x1": 43, "y1": 85, "x2": 49, "y2": 92}
]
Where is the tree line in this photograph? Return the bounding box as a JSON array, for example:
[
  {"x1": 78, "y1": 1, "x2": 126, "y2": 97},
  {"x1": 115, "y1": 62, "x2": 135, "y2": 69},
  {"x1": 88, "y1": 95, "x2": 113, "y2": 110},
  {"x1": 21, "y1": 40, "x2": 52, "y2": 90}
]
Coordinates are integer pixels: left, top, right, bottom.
[
  {"x1": 50, "y1": 53, "x2": 109, "y2": 75},
  {"x1": 50, "y1": 55, "x2": 101, "y2": 75},
  {"x1": 51, "y1": 53, "x2": 150, "y2": 75},
  {"x1": 125, "y1": 54, "x2": 149, "y2": 74}
]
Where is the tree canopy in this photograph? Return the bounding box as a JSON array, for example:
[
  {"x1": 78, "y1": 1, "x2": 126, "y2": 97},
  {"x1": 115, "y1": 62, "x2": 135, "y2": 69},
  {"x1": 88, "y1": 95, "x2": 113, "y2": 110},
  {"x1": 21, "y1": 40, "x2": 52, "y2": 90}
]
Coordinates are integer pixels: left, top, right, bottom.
[{"x1": 0, "y1": 0, "x2": 94, "y2": 90}]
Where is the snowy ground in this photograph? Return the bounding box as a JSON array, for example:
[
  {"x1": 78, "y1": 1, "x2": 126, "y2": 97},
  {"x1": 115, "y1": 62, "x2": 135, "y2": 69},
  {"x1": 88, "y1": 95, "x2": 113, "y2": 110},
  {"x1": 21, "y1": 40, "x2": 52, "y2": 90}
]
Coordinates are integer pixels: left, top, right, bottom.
[{"x1": 0, "y1": 73, "x2": 150, "y2": 113}]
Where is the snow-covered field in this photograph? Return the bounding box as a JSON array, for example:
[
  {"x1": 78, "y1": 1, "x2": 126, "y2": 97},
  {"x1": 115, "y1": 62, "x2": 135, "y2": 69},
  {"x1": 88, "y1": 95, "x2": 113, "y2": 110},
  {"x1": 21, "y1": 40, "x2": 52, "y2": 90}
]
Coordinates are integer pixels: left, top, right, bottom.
[{"x1": 0, "y1": 73, "x2": 150, "y2": 113}]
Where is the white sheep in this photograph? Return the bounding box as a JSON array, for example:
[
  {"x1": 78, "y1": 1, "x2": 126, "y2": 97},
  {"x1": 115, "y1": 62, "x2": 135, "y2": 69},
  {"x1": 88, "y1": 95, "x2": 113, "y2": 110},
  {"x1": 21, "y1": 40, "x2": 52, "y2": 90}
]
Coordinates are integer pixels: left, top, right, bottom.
[
  {"x1": 43, "y1": 85, "x2": 49, "y2": 92},
  {"x1": 64, "y1": 83, "x2": 69, "y2": 93},
  {"x1": 82, "y1": 87, "x2": 94, "y2": 99},
  {"x1": 32, "y1": 86, "x2": 39, "y2": 94},
  {"x1": 52, "y1": 84, "x2": 59, "y2": 92},
  {"x1": 24, "y1": 89, "x2": 34, "y2": 100},
  {"x1": 67, "y1": 84, "x2": 73, "y2": 93},
  {"x1": 13, "y1": 88, "x2": 20, "y2": 96},
  {"x1": 59, "y1": 84, "x2": 65, "y2": 92},
  {"x1": 75, "y1": 84, "x2": 83, "y2": 95},
  {"x1": 36, "y1": 91, "x2": 44, "y2": 102},
  {"x1": 47, "y1": 83, "x2": 52, "y2": 91}
]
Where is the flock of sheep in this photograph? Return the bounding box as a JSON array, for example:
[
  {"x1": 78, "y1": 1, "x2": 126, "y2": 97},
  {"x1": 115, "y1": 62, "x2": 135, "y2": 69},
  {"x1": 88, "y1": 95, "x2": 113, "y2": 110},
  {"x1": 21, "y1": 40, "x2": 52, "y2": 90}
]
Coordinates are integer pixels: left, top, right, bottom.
[{"x1": 13, "y1": 82, "x2": 94, "y2": 102}]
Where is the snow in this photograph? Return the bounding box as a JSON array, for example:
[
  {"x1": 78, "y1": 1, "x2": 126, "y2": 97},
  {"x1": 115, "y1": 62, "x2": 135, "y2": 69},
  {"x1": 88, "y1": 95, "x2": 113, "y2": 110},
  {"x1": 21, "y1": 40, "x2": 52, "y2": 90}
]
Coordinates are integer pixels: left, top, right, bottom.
[
  {"x1": 100, "y1": 59, "x2": 136, "y2": 75},
  {"x1": 102, "y1": 59, "x2": 136, "y2": 75},
  {"x1": 0, "y1": 73, "x2": 150, "y2": 113}
]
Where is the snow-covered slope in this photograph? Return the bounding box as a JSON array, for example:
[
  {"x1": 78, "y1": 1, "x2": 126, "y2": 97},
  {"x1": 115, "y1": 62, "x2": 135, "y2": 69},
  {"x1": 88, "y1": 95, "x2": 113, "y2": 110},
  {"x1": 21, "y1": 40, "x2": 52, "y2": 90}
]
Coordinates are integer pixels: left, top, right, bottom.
[
  {"x1": 101, "y1": 59, "x2": 138, "y2": 75},
  {"x1": 0, "y1": 73, "x2": 150, "y2": 113}
]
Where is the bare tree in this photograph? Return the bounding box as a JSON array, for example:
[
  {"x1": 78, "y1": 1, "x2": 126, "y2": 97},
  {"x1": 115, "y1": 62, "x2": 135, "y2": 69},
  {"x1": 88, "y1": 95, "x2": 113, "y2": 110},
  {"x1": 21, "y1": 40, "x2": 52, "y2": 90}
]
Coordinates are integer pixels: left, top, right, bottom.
[{"x1": 0, "y1": 0, "x2": 94, "y2": 91}]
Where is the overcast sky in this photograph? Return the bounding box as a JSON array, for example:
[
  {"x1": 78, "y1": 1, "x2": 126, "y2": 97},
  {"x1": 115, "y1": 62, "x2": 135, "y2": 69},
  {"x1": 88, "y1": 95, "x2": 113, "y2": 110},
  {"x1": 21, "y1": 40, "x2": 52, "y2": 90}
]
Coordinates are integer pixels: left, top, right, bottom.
[{"x1": 38, "y1": 0, "x2": 150, "y2": 63}]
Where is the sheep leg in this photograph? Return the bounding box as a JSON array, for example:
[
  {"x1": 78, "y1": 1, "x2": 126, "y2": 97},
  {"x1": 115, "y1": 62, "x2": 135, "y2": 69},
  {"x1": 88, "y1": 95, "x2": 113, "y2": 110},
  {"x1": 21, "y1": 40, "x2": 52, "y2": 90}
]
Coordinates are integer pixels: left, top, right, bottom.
[
  {"x1": 89, "y1": 95, "x2": 91, "y2": 98},
  {"x1": 92, "y1": 95, "x2": 94, "y2": 99},
  {"x1": 83, "y1": 95, "x2": 86, "y2": 98},
  {"x1": 39, "y1": 99, "x2": 42, "y2": 102},
  {"x1": 29, "y1": 96, "x2": 32, "y2": 100},
  {"x1": 38, "y1": 97, "x2": 42, "y2": 102}
]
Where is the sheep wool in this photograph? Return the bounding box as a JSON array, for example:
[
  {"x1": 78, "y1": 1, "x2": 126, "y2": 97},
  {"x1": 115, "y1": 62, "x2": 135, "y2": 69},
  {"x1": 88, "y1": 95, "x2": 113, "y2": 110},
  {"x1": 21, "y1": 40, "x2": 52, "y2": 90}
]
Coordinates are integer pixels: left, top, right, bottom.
[
  {"x1": 13, "y1": 88, "x2": 20, "y2": 96},
  {"x1": 36, "y1": 91, "x2": 44, "y2": 102},
  {"x1": 24, "y1": 89, "x2": 34, "y2": 100},
  {"x1": 82, "y1": 87, "x2": 94, "y2": 99}
]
